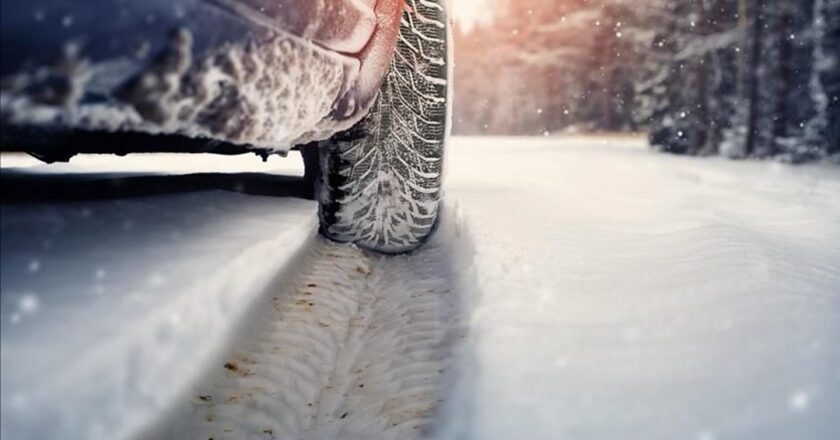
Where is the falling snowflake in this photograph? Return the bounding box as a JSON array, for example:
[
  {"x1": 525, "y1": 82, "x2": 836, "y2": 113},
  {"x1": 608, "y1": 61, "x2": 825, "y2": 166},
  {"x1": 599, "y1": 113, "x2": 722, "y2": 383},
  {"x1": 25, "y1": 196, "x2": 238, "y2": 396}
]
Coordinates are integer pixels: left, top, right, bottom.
[
  {"x1": 19, "y1": 294, "x2": 40, "y2": 314},
  {"x1": 697, "y1": 430, "x2": 716, "y2": 440},
  {"x1": 789, "y1": 390, "x2": 810, "y2": 412}
]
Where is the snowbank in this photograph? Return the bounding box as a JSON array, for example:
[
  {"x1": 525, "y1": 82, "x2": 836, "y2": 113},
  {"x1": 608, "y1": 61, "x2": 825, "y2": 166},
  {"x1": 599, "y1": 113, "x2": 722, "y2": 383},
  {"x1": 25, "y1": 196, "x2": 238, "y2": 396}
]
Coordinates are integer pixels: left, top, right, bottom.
[{"x1": 1, "y1": 156, "x2": 316, "y2": 440}]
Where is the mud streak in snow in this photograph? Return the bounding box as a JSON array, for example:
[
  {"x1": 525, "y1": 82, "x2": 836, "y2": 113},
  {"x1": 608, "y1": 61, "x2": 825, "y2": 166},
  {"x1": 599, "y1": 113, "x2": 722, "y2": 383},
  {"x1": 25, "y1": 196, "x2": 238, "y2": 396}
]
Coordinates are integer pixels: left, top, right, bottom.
[{"x1": 153, "y1": 236, "x2": 464, "y2": 440}]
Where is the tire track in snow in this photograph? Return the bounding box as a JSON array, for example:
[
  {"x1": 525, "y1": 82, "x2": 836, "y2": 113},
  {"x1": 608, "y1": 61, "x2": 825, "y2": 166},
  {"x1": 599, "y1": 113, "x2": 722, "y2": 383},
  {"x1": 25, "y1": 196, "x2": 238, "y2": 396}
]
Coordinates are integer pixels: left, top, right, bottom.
[{"x1": 150, "y1": 231, "x2": 466, "y2": 440}]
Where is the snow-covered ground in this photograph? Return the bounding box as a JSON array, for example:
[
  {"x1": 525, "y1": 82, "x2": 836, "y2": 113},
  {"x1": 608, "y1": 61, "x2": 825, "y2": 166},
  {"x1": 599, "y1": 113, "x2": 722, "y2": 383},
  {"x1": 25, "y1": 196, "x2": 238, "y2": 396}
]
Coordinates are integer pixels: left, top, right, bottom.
[
  {"x1": 2, "y1": 136, "x2": 839, "y2": 440},
  {"x1": 440, "y1": 136, "x2": 840, "y2": 440},
  {"x1": 0, "y1": 154, "x2": 316, "y2": 439}
]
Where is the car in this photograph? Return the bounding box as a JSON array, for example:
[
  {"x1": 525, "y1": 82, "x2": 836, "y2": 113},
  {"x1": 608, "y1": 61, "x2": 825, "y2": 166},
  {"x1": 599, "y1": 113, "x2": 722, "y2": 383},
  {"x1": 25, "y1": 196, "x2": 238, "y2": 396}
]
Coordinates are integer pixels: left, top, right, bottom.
[{"x1": 0, "y1": 0, "x2": 449, "y2": 253}]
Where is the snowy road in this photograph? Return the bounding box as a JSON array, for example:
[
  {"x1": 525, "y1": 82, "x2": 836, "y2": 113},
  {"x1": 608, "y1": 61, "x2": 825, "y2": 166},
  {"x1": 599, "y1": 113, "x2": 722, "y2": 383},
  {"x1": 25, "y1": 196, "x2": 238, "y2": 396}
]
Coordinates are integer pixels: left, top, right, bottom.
[
  {"x1": 441, "y1": 136, "x2": 840, "y2": 440},
  {"x1": 145, "y1": 232, "x2": 467, "y2": 440},
  {"x1": 2, "y1": 136, "x2": 840, "y2": 440}
]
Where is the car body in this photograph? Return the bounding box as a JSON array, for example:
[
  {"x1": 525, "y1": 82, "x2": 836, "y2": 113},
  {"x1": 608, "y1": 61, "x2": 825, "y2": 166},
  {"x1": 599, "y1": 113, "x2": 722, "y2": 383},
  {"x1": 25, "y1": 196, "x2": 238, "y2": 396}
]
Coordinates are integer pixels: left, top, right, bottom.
[
  {"x1": 1, "y1": 0, "x2": 400, "y2": 159},
  {"x1": 0, "y1": 0, "x2": 450, "y2": 253}
]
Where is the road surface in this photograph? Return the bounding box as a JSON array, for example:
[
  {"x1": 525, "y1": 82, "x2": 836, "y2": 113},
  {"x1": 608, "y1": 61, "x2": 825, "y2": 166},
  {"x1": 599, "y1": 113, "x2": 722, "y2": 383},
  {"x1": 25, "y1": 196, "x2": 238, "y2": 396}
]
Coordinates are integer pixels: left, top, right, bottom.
[{"x1": 2, "y1": 136, "x2": 839, "y2": 440}]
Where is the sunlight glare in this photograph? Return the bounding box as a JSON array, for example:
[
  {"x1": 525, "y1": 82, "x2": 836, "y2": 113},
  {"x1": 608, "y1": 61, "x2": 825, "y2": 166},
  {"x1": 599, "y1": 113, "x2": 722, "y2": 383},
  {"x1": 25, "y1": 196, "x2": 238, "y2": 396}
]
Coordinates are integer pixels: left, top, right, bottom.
[{"x1": 452, "y1": 0, "x2": 495, "y2": 31}]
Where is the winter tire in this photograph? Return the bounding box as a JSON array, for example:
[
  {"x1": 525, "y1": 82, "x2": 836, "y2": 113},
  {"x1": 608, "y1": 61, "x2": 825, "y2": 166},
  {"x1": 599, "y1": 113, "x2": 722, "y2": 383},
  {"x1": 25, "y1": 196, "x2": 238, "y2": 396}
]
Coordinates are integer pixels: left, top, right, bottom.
[{"x1": 318, "y1": 0, "x2": 449, "y2": 254}]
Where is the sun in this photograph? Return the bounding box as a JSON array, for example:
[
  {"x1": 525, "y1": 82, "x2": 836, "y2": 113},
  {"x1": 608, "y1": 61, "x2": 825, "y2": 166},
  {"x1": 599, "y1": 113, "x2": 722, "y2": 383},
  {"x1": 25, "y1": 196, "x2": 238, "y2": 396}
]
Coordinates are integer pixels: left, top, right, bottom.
[{"x1": 451, "y1": 0, "x2": 495, "y2": 31}]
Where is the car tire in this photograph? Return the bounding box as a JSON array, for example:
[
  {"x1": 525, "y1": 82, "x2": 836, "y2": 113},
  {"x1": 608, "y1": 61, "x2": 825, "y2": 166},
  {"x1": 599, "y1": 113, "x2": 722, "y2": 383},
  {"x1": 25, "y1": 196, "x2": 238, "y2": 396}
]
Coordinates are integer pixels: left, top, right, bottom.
[{"x1": 318, "y1": 0, "x2": 449, "y2": 254}]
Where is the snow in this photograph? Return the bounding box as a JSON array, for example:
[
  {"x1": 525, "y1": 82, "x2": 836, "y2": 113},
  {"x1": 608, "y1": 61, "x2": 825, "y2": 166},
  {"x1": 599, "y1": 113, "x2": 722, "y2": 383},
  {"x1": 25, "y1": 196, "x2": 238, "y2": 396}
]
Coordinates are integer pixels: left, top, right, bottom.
[
  {"x1": 141, "y1": 229, "x2": 469, "y2": 440},
  {"x1": 2, "y1": 136, "x2": 839, "y2": 439},
  {"x1": 1, "y1": 31, "x2": 361, "y2": 152},
  {"x1": 1, "y1": 154, "x2": 316, "y2": 440},
  {"x1": 439, "y1": 136, "x2": 840, "y2": 440}
]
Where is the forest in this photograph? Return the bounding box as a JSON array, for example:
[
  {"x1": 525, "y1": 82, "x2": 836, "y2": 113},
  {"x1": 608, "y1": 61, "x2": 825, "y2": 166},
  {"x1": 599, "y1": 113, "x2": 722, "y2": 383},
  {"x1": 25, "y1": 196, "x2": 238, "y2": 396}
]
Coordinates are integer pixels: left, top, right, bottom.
[{"x1": 453, "y1": 0, "x2": 840, "y2": 162}]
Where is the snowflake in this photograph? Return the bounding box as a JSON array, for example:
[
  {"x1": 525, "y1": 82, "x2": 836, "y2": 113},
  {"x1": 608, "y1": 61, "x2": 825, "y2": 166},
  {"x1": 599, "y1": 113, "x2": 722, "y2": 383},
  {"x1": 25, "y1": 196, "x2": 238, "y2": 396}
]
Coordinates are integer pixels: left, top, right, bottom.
[
  {"x1": 789, "y1": 390, "x2": 810, "y2": 412},
  {"x1": 19, "y1": 294, "x2": 40, "y2": 314}
]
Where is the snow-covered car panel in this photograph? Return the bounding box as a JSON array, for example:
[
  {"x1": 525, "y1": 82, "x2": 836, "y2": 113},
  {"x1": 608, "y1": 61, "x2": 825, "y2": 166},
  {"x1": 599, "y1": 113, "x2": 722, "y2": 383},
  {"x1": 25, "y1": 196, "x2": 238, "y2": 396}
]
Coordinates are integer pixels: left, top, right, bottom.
[
  {"x1": 0, "y1": 0, "x2": 399, "y2": 157},
  {"x1": 209, "y1": 0, "x2": 377, "y2": 54},
  {"x1": 1, "y1": 0, "x2": 450, "y2": 254}
]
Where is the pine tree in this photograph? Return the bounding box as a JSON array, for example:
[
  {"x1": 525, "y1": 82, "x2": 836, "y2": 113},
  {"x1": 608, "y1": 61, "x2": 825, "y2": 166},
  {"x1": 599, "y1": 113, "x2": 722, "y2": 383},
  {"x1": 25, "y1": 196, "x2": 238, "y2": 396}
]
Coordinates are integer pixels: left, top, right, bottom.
[
  {"x1": 744, "y1": 0, "x2": 765, "y2": 157},
  {"x1": 818, "y1": 0, "x2": 840, "y2": 154},
  {"x1": 451, "y1": 0, "x2": 836, "y2": 159},
  {"x1": 647, "y1": 0, "x2": 722, "y2": 155},
  {"x1": 645, "y1": 0, "x2": 833, "y2": 161}
]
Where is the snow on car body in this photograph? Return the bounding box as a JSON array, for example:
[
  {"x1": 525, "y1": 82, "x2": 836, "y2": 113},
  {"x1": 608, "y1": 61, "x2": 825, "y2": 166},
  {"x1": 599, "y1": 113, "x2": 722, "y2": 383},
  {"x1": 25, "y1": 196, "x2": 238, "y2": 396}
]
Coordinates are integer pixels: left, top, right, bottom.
[
  {"x1": 0, "y1": 0, "x2": 397, "y2": 153},
  {"x1": 0, "y1": 0, "x2": 450, "y2": 253}
]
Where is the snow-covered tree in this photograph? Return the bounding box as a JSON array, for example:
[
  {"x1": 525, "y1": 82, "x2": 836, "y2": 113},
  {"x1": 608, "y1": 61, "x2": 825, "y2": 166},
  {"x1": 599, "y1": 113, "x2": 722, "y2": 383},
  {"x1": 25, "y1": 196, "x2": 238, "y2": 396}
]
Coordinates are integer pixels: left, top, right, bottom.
[
  {"x1": 811, "y1": 0, "x2": 840, "y2": 155},
  {"x1": 644, "y1": 0, "x2": 836, "y2": 161},
  {"x1": 452, "y1": 0, "x2": 836, "y2": 161},
  {"x1": 645, "y1": 0, "x2": 740, "y2": 155},
  {"x1": 453, "y1": 0, "x2": 651, "y2": 135}
]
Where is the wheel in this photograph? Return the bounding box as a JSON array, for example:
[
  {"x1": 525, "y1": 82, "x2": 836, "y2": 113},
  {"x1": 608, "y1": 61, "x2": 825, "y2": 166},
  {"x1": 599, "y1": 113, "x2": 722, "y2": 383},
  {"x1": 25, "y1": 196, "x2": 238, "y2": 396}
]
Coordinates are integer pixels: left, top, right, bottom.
[{"x1": 318, "y1": 0, "x2": 449, "y2": 254}]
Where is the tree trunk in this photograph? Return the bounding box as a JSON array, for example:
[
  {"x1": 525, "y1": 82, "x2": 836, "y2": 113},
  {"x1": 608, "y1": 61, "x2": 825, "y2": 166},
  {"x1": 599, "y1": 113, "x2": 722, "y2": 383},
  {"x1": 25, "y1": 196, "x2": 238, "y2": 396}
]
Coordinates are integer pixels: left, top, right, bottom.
[
  {"x1": 600, "y1": 14, "x2": 616, "y2": 131},
  {"x1": 773, "y1": 0, "x2": 794, "y2": 144},
  {"x1": 745, "y1": 0, "x2": 764, "y2": 157},
  {"x1": 697, "y1": 0, "x2": 712, "y2": 153},
  {"x1": 737, "y1": 0, "x2": 749, "y2": 98},
  {"x1": 705, "y1": 0, "x2": 730, "y2": 154}
]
